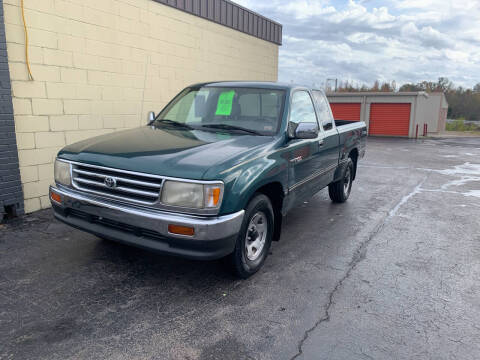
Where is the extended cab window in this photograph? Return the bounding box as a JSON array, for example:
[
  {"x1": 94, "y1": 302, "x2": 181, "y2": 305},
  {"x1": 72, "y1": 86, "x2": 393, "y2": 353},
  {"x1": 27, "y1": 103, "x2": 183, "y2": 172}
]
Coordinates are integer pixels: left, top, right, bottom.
[
  {"x1": 156, "y1": 87, "x2": 285, "y2": 136},
  {"x1": 289, "y1": 91, "x2": 318, "y2": 125},
  {"x1": 312, "y1": 91, "x2": 334, "y2": 131}
]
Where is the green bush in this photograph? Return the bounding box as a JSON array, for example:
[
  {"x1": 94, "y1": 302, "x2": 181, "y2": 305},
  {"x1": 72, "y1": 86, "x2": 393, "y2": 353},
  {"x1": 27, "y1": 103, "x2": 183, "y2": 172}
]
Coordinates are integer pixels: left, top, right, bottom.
[{"x1": 446, "y1": 119, "x2": 480, "y2": 132}]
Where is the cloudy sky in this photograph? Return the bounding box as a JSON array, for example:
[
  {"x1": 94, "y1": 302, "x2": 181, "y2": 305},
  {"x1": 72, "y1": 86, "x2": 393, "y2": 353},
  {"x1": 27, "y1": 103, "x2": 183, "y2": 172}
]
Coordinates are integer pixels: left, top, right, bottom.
[{"x1": 234, "y1": 0, "x2": 480, "y2": 89}]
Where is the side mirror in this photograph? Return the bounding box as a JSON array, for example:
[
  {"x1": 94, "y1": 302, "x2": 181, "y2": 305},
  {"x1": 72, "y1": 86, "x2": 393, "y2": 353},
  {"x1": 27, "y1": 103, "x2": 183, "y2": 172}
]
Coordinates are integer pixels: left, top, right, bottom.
[
  {"x1": 290, "y1": 122, "x2": 319, "y2": 139},
  {"x1": 323, "y1": 121, "x2": 333, "y2": 131},
  {"x1": 148, "y1": 111, "x2": 155, "y2": 123}
]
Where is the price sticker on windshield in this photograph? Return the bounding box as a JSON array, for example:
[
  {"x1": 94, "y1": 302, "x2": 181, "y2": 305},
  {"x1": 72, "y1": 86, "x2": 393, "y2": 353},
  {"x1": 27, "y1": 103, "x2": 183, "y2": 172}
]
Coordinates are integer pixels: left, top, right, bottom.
[{"x1": 215, "y1": 90, "x2": 235, "y2": 116}]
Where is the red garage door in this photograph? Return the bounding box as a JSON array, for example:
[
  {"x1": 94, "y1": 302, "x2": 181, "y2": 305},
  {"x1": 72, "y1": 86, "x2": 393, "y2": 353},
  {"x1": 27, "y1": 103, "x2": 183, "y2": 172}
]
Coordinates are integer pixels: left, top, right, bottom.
[
  {"x1": 369, "y1": 103, "x2": 411, "y2": 136},
  {"x1": 330, "y1": 103, "x2": 361, "y2": 121}
]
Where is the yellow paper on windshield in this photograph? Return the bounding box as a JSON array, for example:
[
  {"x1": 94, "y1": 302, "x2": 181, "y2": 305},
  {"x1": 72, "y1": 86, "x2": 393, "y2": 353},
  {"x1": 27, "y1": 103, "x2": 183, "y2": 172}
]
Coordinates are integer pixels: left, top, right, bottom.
[{"x1": 215, "y1": 90, "x2": 235, "y2": 116}]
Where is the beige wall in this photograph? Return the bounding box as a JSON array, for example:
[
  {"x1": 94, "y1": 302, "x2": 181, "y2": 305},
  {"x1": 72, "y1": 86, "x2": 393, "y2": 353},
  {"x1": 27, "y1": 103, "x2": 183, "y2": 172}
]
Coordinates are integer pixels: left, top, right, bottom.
[
  {"x1": 3, "y1": 0, "x2": 279, "y2": 213},
  {"x1": 417, "y1": 93, "x2": 446, "y2": 133}
]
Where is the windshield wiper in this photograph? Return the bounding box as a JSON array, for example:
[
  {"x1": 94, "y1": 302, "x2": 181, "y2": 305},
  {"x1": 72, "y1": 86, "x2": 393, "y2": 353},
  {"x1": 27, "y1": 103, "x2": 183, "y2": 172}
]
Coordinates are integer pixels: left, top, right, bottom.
[
  {"x1": 200, "y1": 124, "x2": 262, "y2": 135},
  {"x1": 154, "y1": 119, "x2": 194, "y2": 129}
]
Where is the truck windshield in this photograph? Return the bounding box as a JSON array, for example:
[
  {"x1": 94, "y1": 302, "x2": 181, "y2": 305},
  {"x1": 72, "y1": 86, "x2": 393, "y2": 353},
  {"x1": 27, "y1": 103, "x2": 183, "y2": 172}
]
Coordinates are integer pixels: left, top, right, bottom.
[{"x1": 154, "y1": 87, "x2": 285, "y2": 136}]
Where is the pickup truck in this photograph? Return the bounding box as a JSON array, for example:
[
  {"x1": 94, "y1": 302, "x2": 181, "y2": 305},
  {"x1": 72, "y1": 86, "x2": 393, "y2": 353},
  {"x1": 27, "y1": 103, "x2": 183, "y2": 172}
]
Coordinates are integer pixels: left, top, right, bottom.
[{"x1": 50, "y1": 82, "x2": 366, "y2": 278}]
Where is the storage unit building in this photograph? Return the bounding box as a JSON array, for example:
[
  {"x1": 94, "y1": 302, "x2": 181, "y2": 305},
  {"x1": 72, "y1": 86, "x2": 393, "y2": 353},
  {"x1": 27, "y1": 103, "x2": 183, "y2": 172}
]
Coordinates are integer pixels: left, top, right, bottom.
[
  {"x1": 0, "y1": 0, "x2": 282, "y2": 215},
  {"x1": 329, "y1": 103, "x2": 361, "y2": 122},
  {"x1": 327, "y1": 92, "x2": 448, "y2": 138}
]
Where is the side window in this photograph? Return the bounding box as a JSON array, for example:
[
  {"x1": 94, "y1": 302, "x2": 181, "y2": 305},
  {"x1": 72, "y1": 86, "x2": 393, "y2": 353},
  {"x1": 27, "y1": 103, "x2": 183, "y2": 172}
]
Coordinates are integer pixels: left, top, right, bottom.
[
  {"x1": 313, "y1": 91, "x2": 334, "y2": 130},
  {"x1": 289, "y1": 91, "x2": 318, "y2": 125}
]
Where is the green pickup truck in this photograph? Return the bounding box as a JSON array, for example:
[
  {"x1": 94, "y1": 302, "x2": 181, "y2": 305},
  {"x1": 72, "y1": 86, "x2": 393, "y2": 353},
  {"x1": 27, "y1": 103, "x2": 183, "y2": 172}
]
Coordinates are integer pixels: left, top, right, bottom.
[{"x1": 50, "y1": 82, "x2": 366, "y2": 278}]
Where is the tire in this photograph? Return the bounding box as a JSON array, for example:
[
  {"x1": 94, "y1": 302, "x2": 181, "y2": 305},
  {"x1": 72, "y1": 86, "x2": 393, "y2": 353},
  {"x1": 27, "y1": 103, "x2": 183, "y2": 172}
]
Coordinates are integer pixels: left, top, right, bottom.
[
  {"x1": 329, "y1": 158, "x2": 354, "y2": 203},
  {"x1": 228, "y1": 194, "x2": 274, "y2": 279}
]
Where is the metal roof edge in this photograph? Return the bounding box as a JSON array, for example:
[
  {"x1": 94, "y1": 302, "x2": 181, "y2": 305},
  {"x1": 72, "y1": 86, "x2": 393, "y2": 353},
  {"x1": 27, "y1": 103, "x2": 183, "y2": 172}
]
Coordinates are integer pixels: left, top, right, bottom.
[
  {"x1": 152, "y1": 0, "x2": 283, "y2": 45},
  {"x1": 229, "y1": 0, "x2": 282, "y2": 26}
]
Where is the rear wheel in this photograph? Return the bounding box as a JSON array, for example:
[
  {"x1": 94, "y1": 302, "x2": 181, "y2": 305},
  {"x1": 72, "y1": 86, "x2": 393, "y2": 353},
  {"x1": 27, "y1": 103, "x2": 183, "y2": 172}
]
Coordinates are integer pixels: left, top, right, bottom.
[
  {"x1": 329, "y1": 158, "x2": 354, "y2": 203},
  {"x1": 228, "y1": 194, "x2": 274, "y2": 279}
]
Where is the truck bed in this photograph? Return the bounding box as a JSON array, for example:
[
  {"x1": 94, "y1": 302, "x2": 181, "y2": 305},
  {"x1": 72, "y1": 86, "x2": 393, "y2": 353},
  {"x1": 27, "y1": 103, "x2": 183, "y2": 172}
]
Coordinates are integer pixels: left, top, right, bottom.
[
  {"x1": 334, "y1": 119, "x2": 367, "y2": 161},
  {"x1": 335, "y1": 119, "x2": 360, "y2": 127}
]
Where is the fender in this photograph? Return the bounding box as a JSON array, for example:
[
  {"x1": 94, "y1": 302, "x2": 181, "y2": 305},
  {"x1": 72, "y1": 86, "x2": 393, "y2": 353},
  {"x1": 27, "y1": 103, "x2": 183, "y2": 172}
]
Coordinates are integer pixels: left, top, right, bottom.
[{"x1": 221, "y1": 151, "x2": 289, "y2": 214}]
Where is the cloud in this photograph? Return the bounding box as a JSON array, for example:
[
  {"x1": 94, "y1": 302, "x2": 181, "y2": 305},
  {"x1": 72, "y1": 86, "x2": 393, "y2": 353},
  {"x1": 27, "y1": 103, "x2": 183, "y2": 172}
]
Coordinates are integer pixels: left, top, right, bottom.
[
  {"x1": 281, "y1": 1, "x2": 336, "y2": 19},
  {"x1": 400, "y1": 23, "x2": 452, "y2": 49},
  {"x1": 233, "y1": 0, "x2": 480, "y2": 88}
]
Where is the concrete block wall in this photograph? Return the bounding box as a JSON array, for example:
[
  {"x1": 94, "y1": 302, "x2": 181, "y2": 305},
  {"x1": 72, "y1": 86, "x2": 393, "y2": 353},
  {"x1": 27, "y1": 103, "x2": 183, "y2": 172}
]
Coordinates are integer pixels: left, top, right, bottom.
[
  {"x1": 3, "y1": 0, "x2": 279, "y2": 213},
  {"x1": 0, "y1": 0, "x2": 24, "y2": 219}
]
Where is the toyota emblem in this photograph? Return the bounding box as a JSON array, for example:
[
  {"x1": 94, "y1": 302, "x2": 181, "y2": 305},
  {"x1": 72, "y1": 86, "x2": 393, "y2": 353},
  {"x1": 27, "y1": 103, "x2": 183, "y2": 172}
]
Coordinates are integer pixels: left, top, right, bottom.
[{"x1": 104, "y1": 176, "x2": 117, "y2": 188}]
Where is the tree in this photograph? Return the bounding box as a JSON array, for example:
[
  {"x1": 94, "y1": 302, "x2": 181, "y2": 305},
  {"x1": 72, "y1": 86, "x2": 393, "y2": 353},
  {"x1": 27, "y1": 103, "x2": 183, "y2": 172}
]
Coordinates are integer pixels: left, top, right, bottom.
[
  {"x1": 437, "y1": 77, "x2": 453, "y2": 92},
  {"x1": 399, "y1": 83, "x2": 422, "y2": 92}
]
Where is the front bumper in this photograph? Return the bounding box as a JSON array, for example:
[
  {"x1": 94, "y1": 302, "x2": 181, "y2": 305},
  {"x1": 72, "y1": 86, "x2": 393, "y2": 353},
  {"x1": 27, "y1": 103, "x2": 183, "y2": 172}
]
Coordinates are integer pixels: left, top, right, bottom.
[{"x1": 49, "y1": 185, "x2": 244, "y2": 260}]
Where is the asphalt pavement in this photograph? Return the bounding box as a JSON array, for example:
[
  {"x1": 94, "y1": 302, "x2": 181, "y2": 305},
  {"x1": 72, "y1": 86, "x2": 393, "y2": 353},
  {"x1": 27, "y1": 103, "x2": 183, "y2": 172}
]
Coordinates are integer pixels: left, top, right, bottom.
[{"x1": 1, "y1": 136, "x2": 480, "y2": 360}]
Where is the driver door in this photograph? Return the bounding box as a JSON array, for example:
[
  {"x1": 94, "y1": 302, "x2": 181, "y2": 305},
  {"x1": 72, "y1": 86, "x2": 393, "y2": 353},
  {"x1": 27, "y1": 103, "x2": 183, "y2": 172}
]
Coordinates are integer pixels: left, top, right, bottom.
[{"x1": 287, "y1": 90, "x2": 325, "y2": 205}]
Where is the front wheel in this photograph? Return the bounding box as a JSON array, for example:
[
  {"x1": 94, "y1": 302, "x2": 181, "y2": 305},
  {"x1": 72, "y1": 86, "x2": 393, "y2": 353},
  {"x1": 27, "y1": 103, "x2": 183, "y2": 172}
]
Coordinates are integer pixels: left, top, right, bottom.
[
  {"x1": 329, "y1": 158, "x2": 354, "y2": 203},
  {"x1": 227, "y1": 194, "x2": 274, "y2": 279}
]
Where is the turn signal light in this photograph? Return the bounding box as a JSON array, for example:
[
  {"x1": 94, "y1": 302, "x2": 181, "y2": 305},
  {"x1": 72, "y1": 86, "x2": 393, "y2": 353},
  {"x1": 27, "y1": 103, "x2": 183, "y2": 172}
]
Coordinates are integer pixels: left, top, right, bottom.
[
  {"x1": 168, "y1": 224, "x2": 194, "y2": 236},
  {"x1": 206, "y1": 187, "x2": 221, "y2": 207},
  {"x1": 50, "y1": 191, "x2": 62, "y2": 204}
]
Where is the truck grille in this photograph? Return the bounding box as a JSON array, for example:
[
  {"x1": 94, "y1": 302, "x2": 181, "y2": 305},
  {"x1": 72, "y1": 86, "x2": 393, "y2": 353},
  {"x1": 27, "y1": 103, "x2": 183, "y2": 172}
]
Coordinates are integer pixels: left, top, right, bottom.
[{"x1": 71, "y1": 163, "x2": 163, "y2": 205}]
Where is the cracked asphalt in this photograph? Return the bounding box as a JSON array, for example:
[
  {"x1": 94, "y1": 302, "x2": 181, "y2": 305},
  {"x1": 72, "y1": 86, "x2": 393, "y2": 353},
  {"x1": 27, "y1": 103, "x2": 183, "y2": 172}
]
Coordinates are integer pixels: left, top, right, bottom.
[{"x1": 1, "y1": 137, "x2": 480, "y2": 360}]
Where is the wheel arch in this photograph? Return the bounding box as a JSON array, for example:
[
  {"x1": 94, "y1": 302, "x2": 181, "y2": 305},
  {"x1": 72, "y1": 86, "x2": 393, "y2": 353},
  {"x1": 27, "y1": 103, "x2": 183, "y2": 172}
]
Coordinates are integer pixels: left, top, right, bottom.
[
  {"x1": 250, "y1": 182, "x2": 284, "y2": 242},
  {"x1": 349, "y1": 148, "x2": 359, "y2": 181}
]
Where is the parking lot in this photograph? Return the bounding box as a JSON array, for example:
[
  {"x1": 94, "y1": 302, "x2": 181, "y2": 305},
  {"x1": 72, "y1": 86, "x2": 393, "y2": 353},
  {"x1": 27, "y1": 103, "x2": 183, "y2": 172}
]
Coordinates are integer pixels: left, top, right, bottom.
[{"x1": 1, "y1": 137, "x2": 480, "y2": 360}]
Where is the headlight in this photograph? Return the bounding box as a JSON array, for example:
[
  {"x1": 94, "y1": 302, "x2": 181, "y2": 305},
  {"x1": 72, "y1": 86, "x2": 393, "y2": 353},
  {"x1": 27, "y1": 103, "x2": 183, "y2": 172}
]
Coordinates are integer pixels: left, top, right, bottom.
[
  {"x1": 161, "y1": 181, "x2": 223, "y2": 209},
  {"x1": 54, "y1": 159, "x2": 71, "y2": 186}
]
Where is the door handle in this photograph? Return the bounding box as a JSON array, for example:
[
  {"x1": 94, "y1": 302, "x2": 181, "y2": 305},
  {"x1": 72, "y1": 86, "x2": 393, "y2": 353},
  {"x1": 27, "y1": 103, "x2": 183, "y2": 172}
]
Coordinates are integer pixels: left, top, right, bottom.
[{"x1": 318, "y1": 139, "x2": 324, "y2": 146}]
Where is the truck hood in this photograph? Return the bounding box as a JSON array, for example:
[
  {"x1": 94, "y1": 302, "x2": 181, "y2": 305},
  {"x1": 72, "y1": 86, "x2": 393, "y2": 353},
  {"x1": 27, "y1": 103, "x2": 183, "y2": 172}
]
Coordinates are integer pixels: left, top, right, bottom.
[{"x1": 58, "y1": 126, "x2": 276, "y2": 179}]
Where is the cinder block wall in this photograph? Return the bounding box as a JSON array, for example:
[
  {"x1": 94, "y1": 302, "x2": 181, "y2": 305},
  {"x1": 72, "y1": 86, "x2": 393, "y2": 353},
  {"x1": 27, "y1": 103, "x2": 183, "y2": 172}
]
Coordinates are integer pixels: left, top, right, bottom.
[{"x1": 3, "y1": 0, "x2": 279, "y2": 213}]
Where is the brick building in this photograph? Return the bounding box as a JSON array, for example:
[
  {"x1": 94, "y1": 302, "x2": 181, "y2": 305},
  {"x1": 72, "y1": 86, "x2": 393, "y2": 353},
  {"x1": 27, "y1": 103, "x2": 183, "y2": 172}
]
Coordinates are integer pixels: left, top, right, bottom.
[{"x1": 0, "y1": 0, "x2": 282, "y2": 215}]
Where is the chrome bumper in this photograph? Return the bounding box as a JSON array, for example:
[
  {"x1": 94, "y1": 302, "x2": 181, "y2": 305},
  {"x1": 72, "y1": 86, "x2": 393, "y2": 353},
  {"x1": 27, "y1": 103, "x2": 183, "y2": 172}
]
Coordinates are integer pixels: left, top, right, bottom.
[{"x1": 49, "y1": 185, "x2": 244, "y2": 259}]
